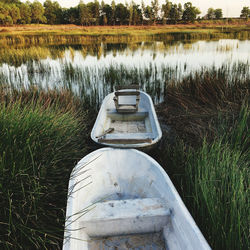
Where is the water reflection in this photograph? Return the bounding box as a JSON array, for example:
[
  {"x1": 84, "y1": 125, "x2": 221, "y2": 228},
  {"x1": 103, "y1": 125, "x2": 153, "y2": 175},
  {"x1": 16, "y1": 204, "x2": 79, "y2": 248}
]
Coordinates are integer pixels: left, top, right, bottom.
[{"x1": 0, "y1": 39, "x2": 249, "y2": 106}]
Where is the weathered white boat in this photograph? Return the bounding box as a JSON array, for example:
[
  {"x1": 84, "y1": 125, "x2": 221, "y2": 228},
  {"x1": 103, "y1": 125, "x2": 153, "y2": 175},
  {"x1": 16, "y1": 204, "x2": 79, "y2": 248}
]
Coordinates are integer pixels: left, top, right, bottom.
[
  {"x1": 91, "y1": 86, "x2": 162, "y2": 148},
  {"x1": 63, "y1": 148, "x2": 210, "y2": 250}
]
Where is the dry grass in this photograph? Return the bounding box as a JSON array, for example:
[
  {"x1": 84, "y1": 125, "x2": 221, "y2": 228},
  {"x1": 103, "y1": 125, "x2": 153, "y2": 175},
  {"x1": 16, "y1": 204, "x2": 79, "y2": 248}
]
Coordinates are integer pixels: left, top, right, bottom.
[
  {"x1": 0, "y1": 21, "x2": 249, "y2": 36},
  {"x1": 156, "y1": 67, "x2": 249, "y2": 146}
]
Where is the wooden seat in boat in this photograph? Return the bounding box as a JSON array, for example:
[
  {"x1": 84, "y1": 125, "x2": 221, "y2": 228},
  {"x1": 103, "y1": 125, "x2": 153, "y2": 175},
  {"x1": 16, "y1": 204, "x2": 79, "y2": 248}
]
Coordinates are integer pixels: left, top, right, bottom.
[
  {"x1": 80, "y1": 198, "x2": 171, "y2": 237},
  {"x1": 113, "y1": 85, "x2": 140, "y2": 113}
]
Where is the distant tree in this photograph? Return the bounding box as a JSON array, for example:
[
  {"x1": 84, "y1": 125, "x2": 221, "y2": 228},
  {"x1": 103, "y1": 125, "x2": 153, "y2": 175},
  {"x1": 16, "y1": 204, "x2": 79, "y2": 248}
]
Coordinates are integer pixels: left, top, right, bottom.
[
  {"x1": 102, "y1": 4, "x2": 112, "y2": 25},
  {"x1": 111, "y1": 0, "x2": 115, "y2": 25},
  {"x1": 132, "y1": 3, "x2": 142, "y2": 25},
  {"x1": 99, "y1": 0, "x2": 106, "y2": 25},
  {"x1": 0, "y1": 2, "x2": 9, "y2": 24},
  {"x1": 19, "y1": 2, "x2": 31, "y2": 24},
  {"x1": 78, "y1": 1, "x2": 91, "y2": 25},
  {"x1": 151, "y1": 0, "x2": 159, "y2": 24},
  {"x1": 30, "y1": 0, "x2": 46, "y2": 23},
  {"x1": 62, "y1": 7, "x2": 78, "y2": 24},
  {"x1": 128, "y1": 1, "x2": 133, "y2": 25},
  {"x1": 4, "y1": 14, "x2": 12, "y2": 24},
  {"x1": 169, "y1": 4, "x2": 178, "y2": 24},
  {"x1": 144, "y1": 5, "x2": 153, "y2": 24},
  {"x1": 115, "y1": 3, "x2": 129, "y2": 25},
  {"x1": 86, "y1": 1, "x2": 99, "y2": 25},
  {"x1": 44, "y1": 0, "x2": 62, "y2": 24},
  {"x1": 93, "y1": 0, "x2": 100, "y2": 25},
  {"x1": 207, "y1": 8, "x2": 215, "y2": 19},
  {"x1": 182, "y1": 2, "x2": 200, "y2": 23},
  {"x1": 161, "y1": 0, "x2": 172, "y2": 24},
  {"x1": 0, "y1": 0, "x2": 20, "y2": 4},
  {"x1": 177, "y1": 3, "x2": 183, "y2": 21},
  {"x1": 214, "y1": 9, "x2": 222, "y2": 19},
  {"x1": 9, "y1": 4, "x2": 20, "y2": 24},
  {"x1": 240, "y1": 6, "x2": 249, "y2": 20}
]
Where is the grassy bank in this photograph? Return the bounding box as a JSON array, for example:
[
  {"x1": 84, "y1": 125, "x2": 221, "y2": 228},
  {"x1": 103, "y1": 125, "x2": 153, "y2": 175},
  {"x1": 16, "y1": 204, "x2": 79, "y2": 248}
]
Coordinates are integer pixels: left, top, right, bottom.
[
  {"x1": 0, "y1": 62, "x2": 249, "y2": 249},
  {"x1": 0, "y1": 23, "x2": 249, "y2": 46},
  {"x1": 0, "y1": 87, "x2": 92, "y2": 249}
]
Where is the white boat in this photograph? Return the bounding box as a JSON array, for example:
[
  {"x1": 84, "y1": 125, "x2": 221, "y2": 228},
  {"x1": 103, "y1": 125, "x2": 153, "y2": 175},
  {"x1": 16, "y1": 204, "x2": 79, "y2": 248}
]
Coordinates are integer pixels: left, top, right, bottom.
[
  {"x1": 91, "y1": 86, "x2": 162, "y2": 148},
  {"x1": 63, "y1": 148, "x2": 210, "y2": 250}
]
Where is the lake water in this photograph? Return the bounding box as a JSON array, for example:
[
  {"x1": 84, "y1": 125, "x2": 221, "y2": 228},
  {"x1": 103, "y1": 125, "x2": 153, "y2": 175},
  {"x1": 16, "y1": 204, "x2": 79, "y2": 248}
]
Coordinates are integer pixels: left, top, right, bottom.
[{"x1": 0, "y1": 38, "x2": 249, "y2": 105}]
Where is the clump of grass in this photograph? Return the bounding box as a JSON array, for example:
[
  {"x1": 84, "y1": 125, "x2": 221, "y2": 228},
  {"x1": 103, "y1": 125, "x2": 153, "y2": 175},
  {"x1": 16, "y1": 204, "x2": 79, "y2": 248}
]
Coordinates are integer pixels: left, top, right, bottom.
[
  {"x1": 155, "y1": 105, "x2": 249, "y2": 250},
  {"x1": 185, "y1": 113, "x2": 249, "y2": 249},
  {"x1": 0, "y1": 87, "x2": 90, "y2": 249},
  {"x1": 156, "y1": 62, "x2": 249, "y2": 146}
]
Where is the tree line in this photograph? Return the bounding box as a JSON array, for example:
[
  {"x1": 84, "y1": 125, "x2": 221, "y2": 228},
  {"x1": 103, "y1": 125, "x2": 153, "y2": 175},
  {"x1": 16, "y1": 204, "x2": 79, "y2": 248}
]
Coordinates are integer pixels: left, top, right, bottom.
[{"x1": 0, "y1": 0, "x2": 249, "y2": 26}]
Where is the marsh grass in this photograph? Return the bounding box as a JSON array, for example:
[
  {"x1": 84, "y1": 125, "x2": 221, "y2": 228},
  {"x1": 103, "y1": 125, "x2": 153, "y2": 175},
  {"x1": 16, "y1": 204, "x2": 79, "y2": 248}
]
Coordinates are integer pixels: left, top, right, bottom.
[
  {"x1": 154, "y1": 105, "x2": 249, "y2": 250},
  {"x1": 0, "y1": 87, "x2": 91, "y2": 249},
  {"x1": 0, "y1": 24, "x2": 249, "y2": 46}
]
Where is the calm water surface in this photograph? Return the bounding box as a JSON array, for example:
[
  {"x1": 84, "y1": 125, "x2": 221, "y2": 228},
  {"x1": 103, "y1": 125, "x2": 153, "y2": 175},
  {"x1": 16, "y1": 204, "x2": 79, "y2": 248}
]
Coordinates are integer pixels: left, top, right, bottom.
[{"x1": 1, "y1": 39, "x2": 249, "y2": 104}]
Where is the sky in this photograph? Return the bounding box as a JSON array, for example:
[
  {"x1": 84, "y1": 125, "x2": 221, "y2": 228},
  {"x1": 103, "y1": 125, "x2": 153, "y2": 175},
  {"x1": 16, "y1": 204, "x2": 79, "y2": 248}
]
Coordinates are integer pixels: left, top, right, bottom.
[{"x1": 24, "y1": 0, "x2": 250, "y2": 17}]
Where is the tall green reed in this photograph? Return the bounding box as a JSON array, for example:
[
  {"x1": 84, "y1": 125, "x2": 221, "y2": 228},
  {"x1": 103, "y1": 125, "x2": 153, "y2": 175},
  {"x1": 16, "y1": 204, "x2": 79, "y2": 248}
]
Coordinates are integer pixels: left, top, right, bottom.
[{"x1": 0, "y1": 88, "x2": 89, "y2": 249}]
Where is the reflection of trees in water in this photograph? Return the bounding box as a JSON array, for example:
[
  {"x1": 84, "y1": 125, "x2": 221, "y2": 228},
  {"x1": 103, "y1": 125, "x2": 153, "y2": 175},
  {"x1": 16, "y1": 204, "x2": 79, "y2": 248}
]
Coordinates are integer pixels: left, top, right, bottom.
[{"x1": 0, "y1": 29, "x2": 249, "y2": 65}]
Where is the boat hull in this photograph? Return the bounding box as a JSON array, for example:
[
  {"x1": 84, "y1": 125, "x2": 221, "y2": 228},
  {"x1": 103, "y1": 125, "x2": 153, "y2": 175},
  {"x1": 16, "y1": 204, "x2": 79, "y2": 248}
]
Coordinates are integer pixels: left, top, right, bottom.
[{"x1": 63, "y1": 148, "x2": 210, "y2": 250}]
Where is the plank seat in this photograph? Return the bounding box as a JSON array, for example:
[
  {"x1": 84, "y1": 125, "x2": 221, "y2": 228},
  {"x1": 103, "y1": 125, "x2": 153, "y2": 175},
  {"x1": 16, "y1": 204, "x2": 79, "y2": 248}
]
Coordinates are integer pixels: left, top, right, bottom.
[
  {"x1": 80, "y1": 198, "x2": 171, "y2": 237},
  {"x1": 113, "y1": 85, "x2": 140, "y2": 113}
]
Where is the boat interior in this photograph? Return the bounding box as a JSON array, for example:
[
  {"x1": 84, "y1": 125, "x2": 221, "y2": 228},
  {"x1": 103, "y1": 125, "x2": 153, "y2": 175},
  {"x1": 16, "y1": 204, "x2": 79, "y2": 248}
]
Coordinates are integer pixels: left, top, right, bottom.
[
  {"x1": 97, "y1": 110, "x2": 154, "y2": 144},
  {"x1": 96, "y1": 85, "x2": 157, "y2": 144},
  {"x1": 64, "y1": 149, "x2": 210, "y2": 250}
]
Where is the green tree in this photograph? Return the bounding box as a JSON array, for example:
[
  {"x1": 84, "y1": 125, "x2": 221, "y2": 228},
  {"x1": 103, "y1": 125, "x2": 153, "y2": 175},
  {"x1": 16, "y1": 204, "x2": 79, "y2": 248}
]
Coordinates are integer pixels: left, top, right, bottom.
[
  {"x1": 102, "y1": 4, "x2": 112, "y2": 25},
  {"x1": 151, "y1": 0, "x2": 159, "y2": 24},
  {"x1": 132, "y1": 3, "x2": 142, "y2": 25},
  {"x1": 78, "y1": 1, "x2": 91, "y2": 25},
  {"x1": 214, "y1": 8, "x2": 222, "y2": 19},
  {"x1": 161, "y1": 0, "x2": 171, "y2": 24},
  {"x1": 9, "y1": 4, "x2": 20, "y2": 24},
  {"x1": 240, "y1": 6, "x2": 249, "y2": 20},
  {"x1": 0, "y1": 2, "x2": 9, "y2": 24},
  {"x1": 111, "y1": 0, "x2": 115, "y2": 25},
  {"x1": 93, "y1": 0, "x2": 100, "y2": 25},
  {"x1": 177, "y1": 3, "x2": 182, "y2": 21},
  {"x1": 30, "y1": 0, "x2": 46, "y2": 23},
  {"x1": 62, "y1": 7, "x2": 78, "y2": 24},
  {"x1": 207, "y1": 7, "x2": 215, "y2": 19},
  {"x1": 4, "y1": 14, "x2": 12, "y2": 24},
  {"x1": 44, "y1": 0, "x2": 62, "y2": 24},
  {"x1": 115, "y1": 3, "x2": 129, "y2": 25},
  {"x1": 169, "y1": 4, "x2": 178, "y2": 24},
  {"x1": 144, "y1": 5, "x2": 153, "y2": 24},
  {"x1": 19, "y1": 2, "x2": 31, "y2": 24},
  {"x1": 182, "y1": 2, "x2": 200, "y2": 23}
]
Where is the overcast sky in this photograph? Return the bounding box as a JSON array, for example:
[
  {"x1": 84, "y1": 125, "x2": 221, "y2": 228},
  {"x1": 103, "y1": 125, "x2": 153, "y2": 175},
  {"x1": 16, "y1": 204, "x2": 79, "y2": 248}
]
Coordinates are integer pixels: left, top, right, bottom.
[{"x1": 24, "y1": 0, "x2": 250, "y2": 17}]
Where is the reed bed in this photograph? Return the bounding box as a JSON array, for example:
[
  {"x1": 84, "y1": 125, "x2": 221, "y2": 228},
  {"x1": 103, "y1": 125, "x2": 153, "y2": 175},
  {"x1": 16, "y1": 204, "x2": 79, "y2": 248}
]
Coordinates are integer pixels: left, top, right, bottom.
[{"x1": 0, "y1": 87, "x2": 91, "y2": 249}]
